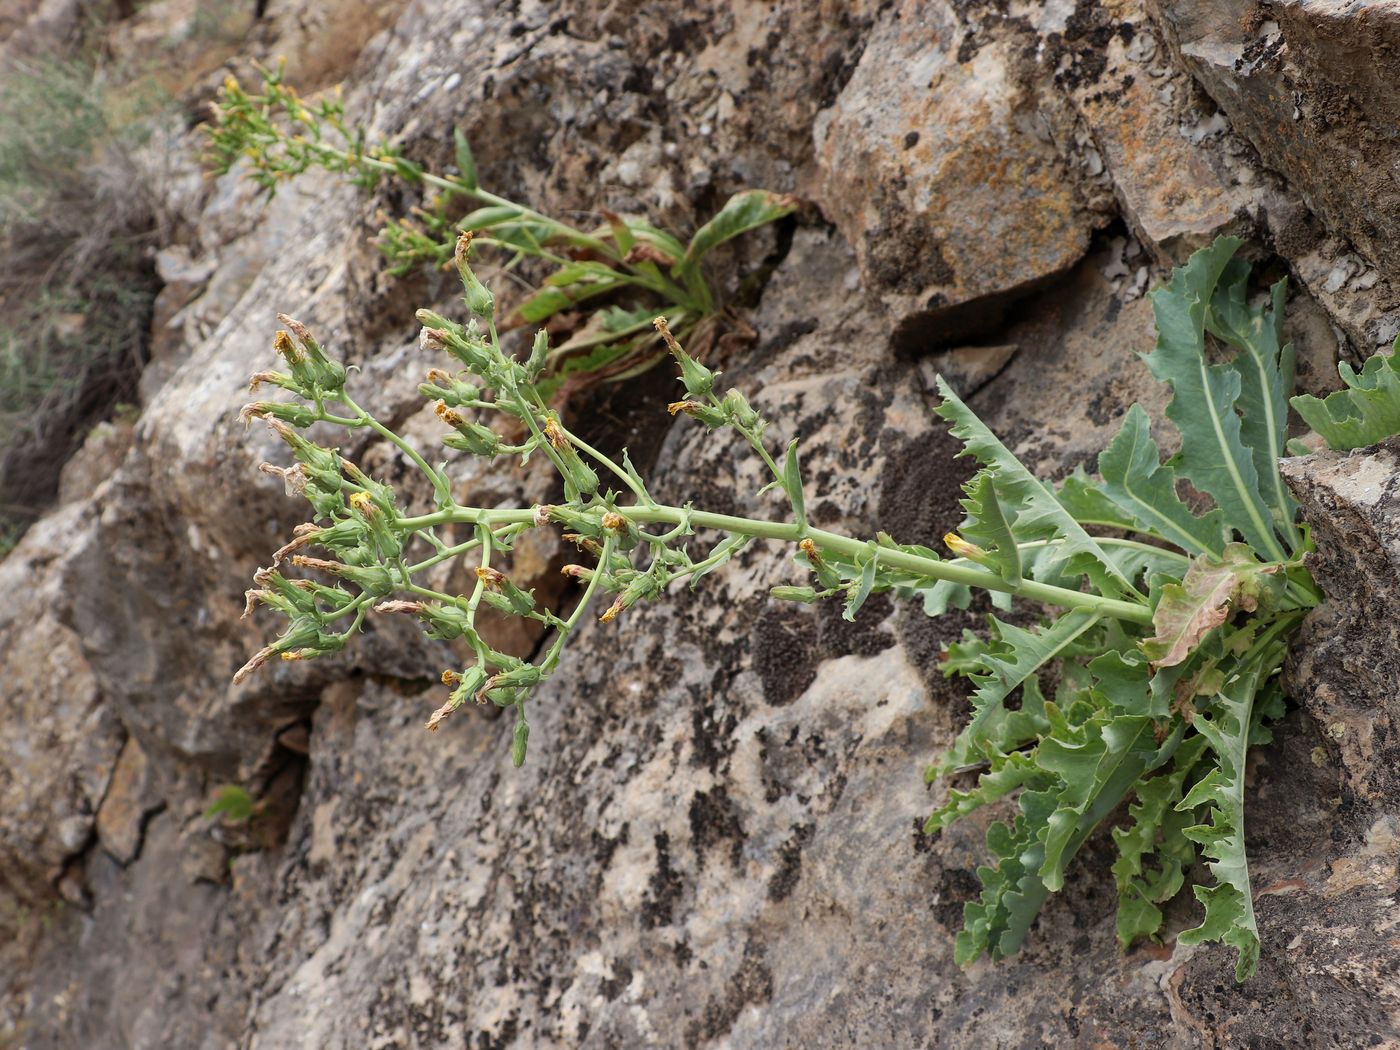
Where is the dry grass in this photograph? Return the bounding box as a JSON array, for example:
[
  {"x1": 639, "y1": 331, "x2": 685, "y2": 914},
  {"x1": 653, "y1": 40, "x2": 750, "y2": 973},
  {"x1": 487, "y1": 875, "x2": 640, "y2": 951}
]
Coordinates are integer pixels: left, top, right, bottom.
[{"x1": 0, "y1": 43, "x2": 166, "y2": 540}]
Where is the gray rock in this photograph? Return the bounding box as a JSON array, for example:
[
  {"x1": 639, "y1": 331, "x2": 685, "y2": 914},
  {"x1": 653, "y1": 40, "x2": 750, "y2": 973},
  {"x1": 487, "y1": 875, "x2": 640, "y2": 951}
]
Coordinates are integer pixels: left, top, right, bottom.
[
  {"x1": 6, "y1": 0, "x2": 1400, "y2": 1046},
  {"x1": 1155, "y1": 0, "x2": 1400, "y2": 286},
  {"x1": 1283, "y1": 440, "x2": 1400, "y2": 811}
]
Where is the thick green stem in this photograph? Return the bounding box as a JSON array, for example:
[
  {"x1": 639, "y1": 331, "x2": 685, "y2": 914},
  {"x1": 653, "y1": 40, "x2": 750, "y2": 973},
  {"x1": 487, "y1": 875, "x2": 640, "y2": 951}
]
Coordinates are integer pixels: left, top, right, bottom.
[{"x1": 392, "y1": 502, "x2": 1155, "y2": 626}]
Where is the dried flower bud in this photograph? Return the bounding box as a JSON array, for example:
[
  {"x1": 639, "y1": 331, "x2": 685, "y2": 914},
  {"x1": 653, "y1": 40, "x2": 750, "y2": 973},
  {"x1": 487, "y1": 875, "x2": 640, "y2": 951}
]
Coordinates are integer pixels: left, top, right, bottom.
[
  {"x1": 242, "y1": 588, "x2": 272, "y2": 618},
  {"x1": 655, "y1": 316, "x2": 715, "y2": 398},
  {"x1": 271, "y1": 530, "x2": 315, "y2": 564},
  {"x1": 539, "y1": 416, "x2": 599, "y2": 497},
  {"x1": 598, "y1": 571, "x2": 662, "y2": 624},
  {"x1": 273, "y1": 329, "x2": 302, "y2": 364},
  {"x1": 249, "y1": 370, "x2": 295, "y2": 393},
  {"x1": 561, "y1": 532, "x2": 603, "y2": 556},
  {"x1": 442, "y1": 424, "x2": 502, "y2": 458},
  {"x1": 420, "y1": 327, "x2": 449, "y2": 352},
  {"x1": 240, "y1": 401, "x2": 318, "y2": 428},
  {"x1": 543, "y1": 417, "x2": 568, "y2": 450},
  {"x1": 533, "y1": 504, "x2": 553, "y2": 527},
  {"x1": 290, "y1": 554, "x2": 394, "y2": 596},
  {"x1": 667, "y1": 400, "x2": 728, "y2": 428},
  {"x1": 419, "y1": 369, "x2": 481, "y2": 407},
  {"x1": 375, "y1": 600, "x2": 424, "y2": 615},
  {"x1": 455, "y1": 231, "x2": 495, "y2": 320},
  {"x1": 601, "y1": 511, "x2": 641, "y2": 552},
  {"x1": 476, "y1": 566, "x2": 535, "y2": 614},
  {"x1": 561, "y1": 564, "x2": 595, "y2": 582},
  {"x1": 276, "y1": 313, "x2": 315, "y2": 345},
  {"x1": 799, "y1": 538, "x2": 842, "y2": 589},
  {"x1": 259, "y1": 462, "x2": 309, "y2": 498},
  {"x1": 476, "y1": 664, "x2": 544, "y2": 705}
]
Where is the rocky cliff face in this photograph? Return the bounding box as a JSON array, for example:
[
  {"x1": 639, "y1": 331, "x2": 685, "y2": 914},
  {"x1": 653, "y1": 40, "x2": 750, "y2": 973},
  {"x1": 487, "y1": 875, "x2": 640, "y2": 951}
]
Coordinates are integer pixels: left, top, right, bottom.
[{"x1": 3, "y1": 1, "x2": 1399, "y2": 1046}]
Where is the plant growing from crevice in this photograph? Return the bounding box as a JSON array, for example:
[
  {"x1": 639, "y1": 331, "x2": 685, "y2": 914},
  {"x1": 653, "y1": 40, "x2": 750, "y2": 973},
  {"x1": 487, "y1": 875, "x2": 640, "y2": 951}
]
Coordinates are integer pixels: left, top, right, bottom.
[
  {"x1": 235, "y1": 231, "x2": 1384, "y2": 982},
  {"x1": 203, "y1": 62, "x2": 796, "y2": 398}
]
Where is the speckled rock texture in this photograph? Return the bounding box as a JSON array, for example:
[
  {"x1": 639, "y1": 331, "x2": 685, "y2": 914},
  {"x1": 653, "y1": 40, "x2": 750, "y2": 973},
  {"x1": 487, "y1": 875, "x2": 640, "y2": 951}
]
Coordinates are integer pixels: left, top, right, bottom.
[{"x1": 4, "y1": 0, "x2": 1400, "y2": 1047}]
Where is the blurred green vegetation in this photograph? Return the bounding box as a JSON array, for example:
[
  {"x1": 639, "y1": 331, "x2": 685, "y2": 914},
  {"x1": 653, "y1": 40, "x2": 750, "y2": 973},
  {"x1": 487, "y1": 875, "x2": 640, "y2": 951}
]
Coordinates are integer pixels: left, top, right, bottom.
[{"x1": 0, "y1": 46, "x2": 166, "y2": 547}]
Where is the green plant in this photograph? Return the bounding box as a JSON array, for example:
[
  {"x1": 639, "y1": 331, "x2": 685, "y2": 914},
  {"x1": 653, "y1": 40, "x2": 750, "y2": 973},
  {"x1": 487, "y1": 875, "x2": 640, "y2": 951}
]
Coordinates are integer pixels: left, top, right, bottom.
[
  {"x1": 204, "y1": 784, "x2": 257, "y2": 823},
  {"x1": 0, "y1": 49, "x2": 165, "y2": 540},
  {"x1": 204, "y1": 63, "x2": 796, "y2": 396},
  {"x1": 235, "y1": 233, "x2": 1331, "y2": 982},
  {"x1": 1290, "y1": 334, "x2": 1400, "y2": 450}
]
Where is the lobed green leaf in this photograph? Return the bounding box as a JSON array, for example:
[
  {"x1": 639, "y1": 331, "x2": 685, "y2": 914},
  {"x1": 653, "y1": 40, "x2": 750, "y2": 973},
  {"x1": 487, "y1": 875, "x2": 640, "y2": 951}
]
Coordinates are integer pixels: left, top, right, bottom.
[{"x1": 1291, "y1": 339, "x2": 1400, "y2": 450}]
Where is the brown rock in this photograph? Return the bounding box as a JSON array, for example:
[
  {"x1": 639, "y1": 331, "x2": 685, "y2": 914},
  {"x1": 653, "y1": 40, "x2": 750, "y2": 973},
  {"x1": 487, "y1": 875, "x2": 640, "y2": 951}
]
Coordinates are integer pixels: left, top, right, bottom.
[
  {"x1": 1155, "y1": 0, "x2": 1400, "y2": 285},
  {"x1": 1282, "y1": 439, "x2": 1400, "y2": 810},
  {"x1": 95, "y1": 738, "x2": 160, "y2": 866},
  {"x1": 814, "y1": 0, "x2": 1094, "y2": 347}
]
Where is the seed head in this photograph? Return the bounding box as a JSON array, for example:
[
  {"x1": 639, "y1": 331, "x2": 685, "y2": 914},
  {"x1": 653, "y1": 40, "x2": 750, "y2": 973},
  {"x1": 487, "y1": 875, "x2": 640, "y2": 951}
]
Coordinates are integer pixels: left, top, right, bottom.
[
  {"x1": 276, "y1": 313, "x2": 315, "y2": 343},
  {"x1": 375, "y1": 600, "x2": 424, "y2": 615},
  {"x1": 543, "y1": 418, "x2": 568, "y2": 450},
  {"x1": 273, "y1": 330, "x2": 301, "y2": 363},
  {"x1": 435, "y1": 401, "x2": 465, "y2": 428}
]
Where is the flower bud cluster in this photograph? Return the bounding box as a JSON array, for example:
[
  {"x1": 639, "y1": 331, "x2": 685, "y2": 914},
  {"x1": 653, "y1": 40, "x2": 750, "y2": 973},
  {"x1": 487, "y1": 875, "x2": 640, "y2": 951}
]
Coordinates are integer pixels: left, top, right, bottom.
[{"x1": 236, "y1": 250, "x2": 894, "y2": 769}]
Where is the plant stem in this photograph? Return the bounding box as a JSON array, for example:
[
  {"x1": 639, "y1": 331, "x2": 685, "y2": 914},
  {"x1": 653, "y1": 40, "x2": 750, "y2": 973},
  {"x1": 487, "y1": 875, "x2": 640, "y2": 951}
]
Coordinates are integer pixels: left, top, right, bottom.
[{"x1": 392, "y1": 502, "x2": 1155, "y2": 626}]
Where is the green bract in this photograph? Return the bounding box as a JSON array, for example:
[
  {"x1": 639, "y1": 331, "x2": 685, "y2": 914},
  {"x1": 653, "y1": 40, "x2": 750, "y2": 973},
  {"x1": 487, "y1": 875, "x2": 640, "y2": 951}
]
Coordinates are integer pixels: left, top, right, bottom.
[{"x1": 237, "y1": 234, "x2": 1372, "y2": 984}]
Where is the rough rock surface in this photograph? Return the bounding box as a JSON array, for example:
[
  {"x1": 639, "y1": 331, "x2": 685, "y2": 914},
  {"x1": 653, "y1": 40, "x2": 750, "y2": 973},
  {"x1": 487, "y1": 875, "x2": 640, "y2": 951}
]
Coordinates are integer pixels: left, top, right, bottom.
[{"x1": 4, "y1": 0, "x2": 1400, "y2": 1047}]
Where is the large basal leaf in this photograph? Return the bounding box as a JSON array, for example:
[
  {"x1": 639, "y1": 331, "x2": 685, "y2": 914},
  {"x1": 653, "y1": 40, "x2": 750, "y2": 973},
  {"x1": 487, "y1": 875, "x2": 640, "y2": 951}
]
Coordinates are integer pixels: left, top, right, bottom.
[
  {"x1": 956, "y1": 788, "x2": 1058, "y2": 964},
  {"x1": 1095, "y1": 404, "x2": 1226, "y2": 556},
  {"x1": 1144, "y1": 237, "x2": 1288, "y2": 563},
  {"x1": 1057, "y1": 467, "x2": 1137, "y2": 530},
  {"x1": 1174, "y1": 658, "x2": 1269, "y2": 982},
  {"x1": 1036, "y1": 713, "x2": 1161, "y2": 891},
  {"x1": 1142, "y1": 543, "x2": 1278, "y2": 668},
  {"x1": 1206, "y1": 261, "x2": 1300, "y2": 546},
  {"x1": 924, "y1": 746, "x2": 1046, "y2": 834},
  {"x1": 927, "y1": 610, "x2": 1101, "y2": 779},
  {"x1": 1291, "y1": 339, "x2": 1400, "y2": 450},
  {"x1": 1111, "y1": 735, "x2": 1207, "y2": 948},
  {"x1": 936, "y1": 378, "x2": 1140, "y2": 600},
  {"x1": 680, "y1": 189, "x2": 798, "y2": 269}
]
